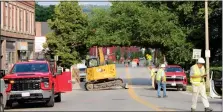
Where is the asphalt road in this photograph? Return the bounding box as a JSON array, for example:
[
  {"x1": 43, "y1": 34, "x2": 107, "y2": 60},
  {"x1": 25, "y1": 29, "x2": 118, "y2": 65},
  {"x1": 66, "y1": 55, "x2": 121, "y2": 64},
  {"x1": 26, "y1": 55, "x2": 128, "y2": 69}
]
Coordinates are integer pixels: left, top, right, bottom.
[{"x1": 5, "y1": 64, "x2": 222, "y2": 111}]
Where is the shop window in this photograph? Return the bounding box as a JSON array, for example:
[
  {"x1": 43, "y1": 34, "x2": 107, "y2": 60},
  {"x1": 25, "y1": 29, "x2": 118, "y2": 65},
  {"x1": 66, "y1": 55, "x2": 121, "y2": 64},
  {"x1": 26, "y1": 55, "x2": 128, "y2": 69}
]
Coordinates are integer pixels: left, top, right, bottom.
[
  {"x1": 27, "y1": 51, "x2": 33, "y2": 59},
  {"x1": 6, "y1": 41, "x2": 16, "y2": 64},
  {"x1": 6, "y1": 52, "x2": 15, "y2": 63},
  {"x1": 5, "y1": 51, "x2": 15, "y2": 73},
  {"x1": 28, "y1": 43, "x2": 34, "y2": 59}
]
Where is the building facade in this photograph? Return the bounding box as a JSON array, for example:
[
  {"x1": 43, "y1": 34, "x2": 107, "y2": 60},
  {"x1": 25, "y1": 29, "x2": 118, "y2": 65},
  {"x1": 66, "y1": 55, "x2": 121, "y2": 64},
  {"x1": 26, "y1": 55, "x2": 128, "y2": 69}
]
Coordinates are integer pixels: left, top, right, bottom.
[
  {"x1": 34, "y1": 22, "x2": 51, "y2": 59},
  {"x1": 0, "y1": 1, "x2": 35, "y2": 73}
]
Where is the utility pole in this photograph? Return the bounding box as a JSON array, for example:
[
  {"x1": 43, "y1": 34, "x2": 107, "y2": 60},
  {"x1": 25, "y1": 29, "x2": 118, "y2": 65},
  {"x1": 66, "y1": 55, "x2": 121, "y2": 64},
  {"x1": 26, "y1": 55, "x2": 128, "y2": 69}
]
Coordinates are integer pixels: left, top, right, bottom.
[
  {"x1": 0, "y1": 1, "x2": 2, "y2": 70},
  {"x1": 205, "y1": 0, "x2": 210, "y2": 88},
  {"x1": 95, "y1": 46, "x2": 98, "y2": 58}
]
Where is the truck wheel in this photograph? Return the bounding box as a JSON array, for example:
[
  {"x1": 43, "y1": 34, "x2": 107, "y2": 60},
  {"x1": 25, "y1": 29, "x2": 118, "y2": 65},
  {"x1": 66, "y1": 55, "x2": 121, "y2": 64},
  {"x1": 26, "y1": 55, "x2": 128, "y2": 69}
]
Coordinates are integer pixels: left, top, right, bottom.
[
  {"x1": 0, "y1": 96, "x2": 4, "y2": 112},
  {"x1": 182, "y1": 86, "x2": 187, "y2": 91},
  {"x1": 45, "y1": 88, "x2": 55, "y2": 107},
  {"x1": 55, "y1": 93, "x2": 61, "y2": 102}
]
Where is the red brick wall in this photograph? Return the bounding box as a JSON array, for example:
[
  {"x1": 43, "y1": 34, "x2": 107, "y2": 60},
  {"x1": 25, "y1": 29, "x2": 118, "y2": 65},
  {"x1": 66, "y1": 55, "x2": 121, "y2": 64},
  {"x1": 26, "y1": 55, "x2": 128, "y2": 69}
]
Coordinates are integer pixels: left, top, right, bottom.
[{"x1": 89, "y1": 46, "x2": 140, "y2": 61}]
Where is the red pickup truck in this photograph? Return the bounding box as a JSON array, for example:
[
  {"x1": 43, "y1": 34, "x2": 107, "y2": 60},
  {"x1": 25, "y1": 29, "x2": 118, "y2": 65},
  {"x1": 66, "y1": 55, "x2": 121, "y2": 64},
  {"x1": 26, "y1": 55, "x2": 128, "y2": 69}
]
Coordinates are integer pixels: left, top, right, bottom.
[
  {"x1": 155, "y1": 65, "x2": 188, "y2": 91},
  {"x1": 3, "y1": 59, "x2": 72, "y2": 109}
]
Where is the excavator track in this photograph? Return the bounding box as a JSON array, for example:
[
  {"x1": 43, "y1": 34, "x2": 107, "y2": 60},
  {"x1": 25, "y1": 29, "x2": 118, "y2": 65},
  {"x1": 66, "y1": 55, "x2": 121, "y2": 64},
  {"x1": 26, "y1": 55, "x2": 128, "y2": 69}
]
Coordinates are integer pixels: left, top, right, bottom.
[{"x1": 84, "y1": 78, "x2": 128, "y2": 91}]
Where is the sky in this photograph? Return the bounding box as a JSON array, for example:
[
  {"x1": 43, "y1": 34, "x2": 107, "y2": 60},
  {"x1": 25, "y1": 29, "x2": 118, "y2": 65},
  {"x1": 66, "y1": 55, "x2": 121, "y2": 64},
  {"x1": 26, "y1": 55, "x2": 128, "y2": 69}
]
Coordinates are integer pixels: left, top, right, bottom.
[{"x1": 37, "y1": 0, "x2": 111, "y2": 6}]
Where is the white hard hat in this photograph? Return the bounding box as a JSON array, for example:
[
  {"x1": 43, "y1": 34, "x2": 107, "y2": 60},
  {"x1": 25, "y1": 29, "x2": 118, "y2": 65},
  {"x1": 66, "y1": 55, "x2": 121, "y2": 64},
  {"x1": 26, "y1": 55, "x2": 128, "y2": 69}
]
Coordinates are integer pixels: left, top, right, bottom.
[
  {"x1": 160, "y1": 64, "x2": 166, "y2": 68},
  {"x1": 197, "y1": 58, "x2": 205, "y2": 64}
]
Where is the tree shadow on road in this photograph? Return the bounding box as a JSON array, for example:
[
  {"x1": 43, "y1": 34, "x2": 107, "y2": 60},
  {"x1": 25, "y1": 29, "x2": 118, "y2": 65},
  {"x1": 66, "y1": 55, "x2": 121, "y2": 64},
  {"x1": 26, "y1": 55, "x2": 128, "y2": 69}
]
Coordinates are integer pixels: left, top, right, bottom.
[
  {"x1": 122, "y1": 78, "x2": 151, "y2": 86},
  {"x1": 208, "y1": 100, "x2": 222, "y2": 104},
  {"x1": 144, "y1": 88, "x2": 178, "y2": 91}
]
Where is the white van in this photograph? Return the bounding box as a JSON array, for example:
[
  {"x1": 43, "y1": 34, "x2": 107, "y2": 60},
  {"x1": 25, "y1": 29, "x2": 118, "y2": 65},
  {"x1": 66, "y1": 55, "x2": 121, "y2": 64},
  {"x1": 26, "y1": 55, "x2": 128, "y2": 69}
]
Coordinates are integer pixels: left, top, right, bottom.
[{"x1": 77, "y1": 64, "x2": 87, "y2": 82}]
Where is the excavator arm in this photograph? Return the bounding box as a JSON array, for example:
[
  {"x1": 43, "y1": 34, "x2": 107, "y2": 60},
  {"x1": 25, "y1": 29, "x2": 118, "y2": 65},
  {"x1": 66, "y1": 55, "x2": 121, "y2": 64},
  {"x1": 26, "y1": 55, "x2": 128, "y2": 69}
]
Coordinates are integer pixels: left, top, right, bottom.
[{"x1": 98, "y1": 47, "x2": 105, "y2": 65}]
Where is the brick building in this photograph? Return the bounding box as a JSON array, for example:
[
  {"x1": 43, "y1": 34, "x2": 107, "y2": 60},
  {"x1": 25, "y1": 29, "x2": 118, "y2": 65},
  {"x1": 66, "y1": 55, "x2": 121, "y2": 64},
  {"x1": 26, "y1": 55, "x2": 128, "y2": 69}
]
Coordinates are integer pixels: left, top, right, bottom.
[
  {"x1": 0, "y1": 1, "x2": 35, "y2": 73},
  {"x1": 89, "y1": 46, "x2": 140, "y2": 62}
]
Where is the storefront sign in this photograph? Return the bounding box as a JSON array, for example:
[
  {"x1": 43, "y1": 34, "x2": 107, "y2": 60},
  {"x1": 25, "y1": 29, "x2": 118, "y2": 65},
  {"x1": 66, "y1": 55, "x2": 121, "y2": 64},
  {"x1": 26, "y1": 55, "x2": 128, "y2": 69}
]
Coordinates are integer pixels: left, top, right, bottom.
[{"x1": 17, "y1": 42, "x2": 28, "y2": 50}]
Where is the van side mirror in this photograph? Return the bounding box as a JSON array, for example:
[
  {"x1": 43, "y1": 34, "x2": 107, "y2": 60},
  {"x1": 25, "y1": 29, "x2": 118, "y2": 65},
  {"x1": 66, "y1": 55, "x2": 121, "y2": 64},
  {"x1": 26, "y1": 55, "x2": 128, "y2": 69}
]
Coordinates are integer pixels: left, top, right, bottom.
[{"x1": 0, "y1": 70, "x2": 5, "y2": 78}]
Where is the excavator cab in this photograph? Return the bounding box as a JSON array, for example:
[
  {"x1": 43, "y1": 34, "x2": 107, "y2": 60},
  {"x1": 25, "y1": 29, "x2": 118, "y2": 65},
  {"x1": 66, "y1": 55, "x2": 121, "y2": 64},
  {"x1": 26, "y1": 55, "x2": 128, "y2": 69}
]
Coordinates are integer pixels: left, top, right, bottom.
[
  {"x1": 85, "y1": 58, "x2": 100, "y2": 68},
  {"x1": 84, "y1": 47, "x2": 128, "y2": 91}
]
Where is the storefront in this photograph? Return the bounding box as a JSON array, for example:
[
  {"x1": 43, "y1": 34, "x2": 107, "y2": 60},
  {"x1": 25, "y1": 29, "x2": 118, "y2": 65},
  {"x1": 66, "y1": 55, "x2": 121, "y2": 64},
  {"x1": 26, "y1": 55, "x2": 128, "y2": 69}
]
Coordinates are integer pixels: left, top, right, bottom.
[
  {"x1": 17, "y1": 41, "x2": 28, "y2": 61},
  {"x1": 28, "y1": 42, "x2": 34, "y2": 59}
]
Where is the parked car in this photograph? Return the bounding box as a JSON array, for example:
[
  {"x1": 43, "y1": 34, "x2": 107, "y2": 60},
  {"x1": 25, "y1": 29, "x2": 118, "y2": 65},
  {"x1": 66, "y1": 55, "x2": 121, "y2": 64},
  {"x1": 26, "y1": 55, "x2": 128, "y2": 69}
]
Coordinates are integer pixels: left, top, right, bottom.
[
  {"x1": 154, "y1": 65, "x2": 188, "y2": 91},
  {"x1": 210, "y1": 70, "x2": 222, "y2": 97}
]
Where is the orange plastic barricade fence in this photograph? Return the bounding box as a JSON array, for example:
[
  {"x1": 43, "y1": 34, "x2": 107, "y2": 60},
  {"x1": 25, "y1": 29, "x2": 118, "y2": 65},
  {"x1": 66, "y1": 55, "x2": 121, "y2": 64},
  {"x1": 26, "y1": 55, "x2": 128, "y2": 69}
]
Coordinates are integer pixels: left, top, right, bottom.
[{"x1": 71, "y1": 65, "x2": 80, "y2": 84}]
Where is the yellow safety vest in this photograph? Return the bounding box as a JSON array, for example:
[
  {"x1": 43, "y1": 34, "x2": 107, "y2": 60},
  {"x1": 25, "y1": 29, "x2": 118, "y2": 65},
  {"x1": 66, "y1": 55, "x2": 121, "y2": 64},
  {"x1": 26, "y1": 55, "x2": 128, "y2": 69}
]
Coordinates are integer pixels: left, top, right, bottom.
[
  {"x1": 150, "y1": 69, "x2": 155, "y2": 77},
  {"x1": 190, "y1": 64, "x2": 205, "y2": 86},
  {"x1": 156, "y1": 69, "x2": 166, "y2": 82}
]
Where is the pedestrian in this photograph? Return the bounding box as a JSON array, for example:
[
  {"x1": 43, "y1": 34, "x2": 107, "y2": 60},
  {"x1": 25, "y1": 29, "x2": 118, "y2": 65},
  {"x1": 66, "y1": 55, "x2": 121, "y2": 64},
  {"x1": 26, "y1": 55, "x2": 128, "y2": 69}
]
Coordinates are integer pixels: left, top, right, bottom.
[
  {"x1": 148, "y1": 65, "x2": 156, "y2": 88},
  {"x1": 190, "y1": 57, "x2": 213, "y2": 112},
  {"x1": 156, "y1": 64, "x2": 167, "y2": 98}
]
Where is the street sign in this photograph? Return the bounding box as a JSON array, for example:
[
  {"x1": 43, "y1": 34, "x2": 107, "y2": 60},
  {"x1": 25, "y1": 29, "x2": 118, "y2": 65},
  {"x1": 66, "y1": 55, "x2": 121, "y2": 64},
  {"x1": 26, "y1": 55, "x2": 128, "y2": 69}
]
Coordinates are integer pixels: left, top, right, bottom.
[
  {"x1": 205, "y1": 50, "x2": 211, "y2": 58},
  {"x1": 192, "y1": 49, "x2": 201, "y2": 59},
  {"x1": 54, "y1": 55, "x2": 58, "y2": 61}
]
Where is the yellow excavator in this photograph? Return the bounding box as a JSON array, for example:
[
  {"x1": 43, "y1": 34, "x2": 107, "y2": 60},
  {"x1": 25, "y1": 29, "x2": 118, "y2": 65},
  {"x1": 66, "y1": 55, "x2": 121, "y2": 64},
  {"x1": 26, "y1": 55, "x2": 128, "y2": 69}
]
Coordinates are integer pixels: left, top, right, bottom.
[{"x1": 84, "y1": 47, "x2": 128, "y2": 91}]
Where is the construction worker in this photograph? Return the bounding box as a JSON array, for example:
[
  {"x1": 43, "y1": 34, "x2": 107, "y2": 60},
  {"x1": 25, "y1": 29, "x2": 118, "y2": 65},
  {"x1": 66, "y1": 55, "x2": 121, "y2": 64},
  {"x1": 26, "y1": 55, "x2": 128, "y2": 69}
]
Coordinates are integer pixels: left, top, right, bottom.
[
  {"x1": 190, "y1": 57, "x2": 213, "y2": 112},
  {"x1": 156, "y1": 64, "x2": 167, "y2": 98},
  {"x1": 148, "y1": 65, "x2": 156, "y2": 88}
]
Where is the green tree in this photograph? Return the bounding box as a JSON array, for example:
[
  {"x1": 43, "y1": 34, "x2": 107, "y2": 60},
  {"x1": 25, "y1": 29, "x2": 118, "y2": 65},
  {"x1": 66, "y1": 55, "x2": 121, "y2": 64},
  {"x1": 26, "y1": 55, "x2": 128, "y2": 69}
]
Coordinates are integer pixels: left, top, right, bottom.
[
  {"x1": 143, "y1": 1, "x2": 222, "y2": 67},
  {"x1": 91, "y1": 2, "x2": 191, "y2": 65},
  {"x1": 86, "y1": 1, "x2": 221, "y2": 70},
  {"x1": 115, "y1": 46, "x2": 121, "y2": 62},
  {"x1": 35, "y1": 2, "x2": 55, "y2": 22},
  {"x1": 44, "y1": 1, "x2": 88, "y2": 68},
  {"x1": 123, "y1": 51, "x2": 128, "y2": 60}
]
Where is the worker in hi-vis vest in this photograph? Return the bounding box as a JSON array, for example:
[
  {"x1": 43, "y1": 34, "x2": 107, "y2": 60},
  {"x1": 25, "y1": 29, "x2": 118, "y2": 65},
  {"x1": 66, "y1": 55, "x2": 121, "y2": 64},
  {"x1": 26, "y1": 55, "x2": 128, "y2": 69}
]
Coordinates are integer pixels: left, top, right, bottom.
[
  {"x1": 156, "y1": 64, "x2": 167, "y2": 98},
  {"x1": 148, "y1": 65, "x2": 156, "y2": 88},
  {"x1": 190, "y1": 57, "x2": 213, "y2": 112}
]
